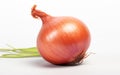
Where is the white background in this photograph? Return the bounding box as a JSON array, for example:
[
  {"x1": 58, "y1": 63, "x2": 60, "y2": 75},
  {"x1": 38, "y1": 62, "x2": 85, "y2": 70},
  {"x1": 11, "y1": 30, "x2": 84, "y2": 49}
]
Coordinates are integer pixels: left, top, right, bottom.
[{"x1": 0, "y1": 0, "x2": 120, "y2": 75}]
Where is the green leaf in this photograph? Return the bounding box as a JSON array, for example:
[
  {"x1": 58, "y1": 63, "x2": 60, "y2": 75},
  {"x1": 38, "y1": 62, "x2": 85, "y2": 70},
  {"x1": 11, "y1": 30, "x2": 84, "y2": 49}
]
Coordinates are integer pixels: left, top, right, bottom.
[
  {"x1": 0, "y1": 53, "x2": 40, "y2": 58},
  {"x1": 0, "y1": 47, "x2": 41, "y2": 58},
  {"x1": 0, "y1": 48, "x2": 12, "y2": 52},
  {"x1": 17, "y1": 47, "x2": 38, "y2": 53}
]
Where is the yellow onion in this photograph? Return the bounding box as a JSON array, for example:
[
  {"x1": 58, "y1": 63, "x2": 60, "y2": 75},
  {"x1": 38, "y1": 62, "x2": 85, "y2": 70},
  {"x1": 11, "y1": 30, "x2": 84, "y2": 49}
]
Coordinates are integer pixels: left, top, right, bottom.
[{"x1": 31, "y1": 5, "x2": 91, "y2": 65}]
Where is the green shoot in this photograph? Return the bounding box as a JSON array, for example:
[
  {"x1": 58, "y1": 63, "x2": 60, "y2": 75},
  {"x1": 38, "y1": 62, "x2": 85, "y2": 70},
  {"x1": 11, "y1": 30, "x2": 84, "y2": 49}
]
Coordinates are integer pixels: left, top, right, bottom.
[{"x1": 0, "y1": 45, "x2": 40, "y2": 58}]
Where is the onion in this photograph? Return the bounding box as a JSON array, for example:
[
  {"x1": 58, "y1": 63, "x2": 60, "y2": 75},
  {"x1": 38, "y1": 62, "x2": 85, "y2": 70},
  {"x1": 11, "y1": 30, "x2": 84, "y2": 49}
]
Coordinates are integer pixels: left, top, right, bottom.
[{"x1": 31, "y1": 5, "x2": 91, "y2": 65}]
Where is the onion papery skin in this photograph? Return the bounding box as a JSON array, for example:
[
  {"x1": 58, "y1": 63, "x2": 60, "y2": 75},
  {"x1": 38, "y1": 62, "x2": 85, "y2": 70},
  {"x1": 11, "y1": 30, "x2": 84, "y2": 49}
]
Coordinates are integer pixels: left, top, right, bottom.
[{"x1": 32, "y1": 5, "x2": 91, "y2": 65}]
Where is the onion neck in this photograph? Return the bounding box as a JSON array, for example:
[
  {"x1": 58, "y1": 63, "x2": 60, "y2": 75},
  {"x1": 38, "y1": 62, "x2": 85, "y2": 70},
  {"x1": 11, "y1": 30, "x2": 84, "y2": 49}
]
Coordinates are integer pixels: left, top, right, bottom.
[{"x1": 31, "y1": 5, "x2": 51, "y2": 24}]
